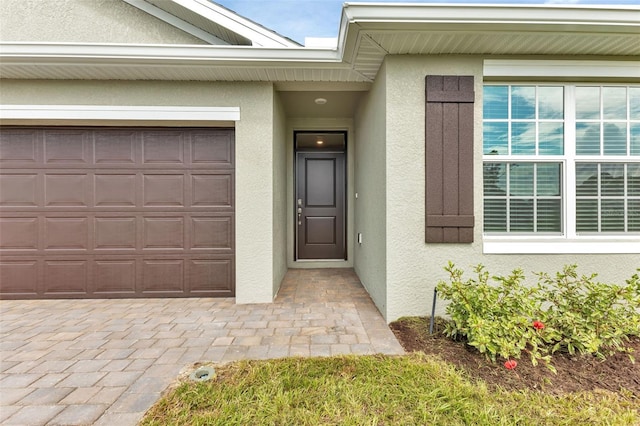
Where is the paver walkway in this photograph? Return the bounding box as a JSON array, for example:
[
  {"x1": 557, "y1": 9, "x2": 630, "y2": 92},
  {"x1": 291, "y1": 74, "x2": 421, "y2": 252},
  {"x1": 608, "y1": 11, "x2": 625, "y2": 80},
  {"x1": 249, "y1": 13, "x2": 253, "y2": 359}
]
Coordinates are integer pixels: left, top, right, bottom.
[{"x1": 0, "y1": 268, "x2": 404, "y2": 425}]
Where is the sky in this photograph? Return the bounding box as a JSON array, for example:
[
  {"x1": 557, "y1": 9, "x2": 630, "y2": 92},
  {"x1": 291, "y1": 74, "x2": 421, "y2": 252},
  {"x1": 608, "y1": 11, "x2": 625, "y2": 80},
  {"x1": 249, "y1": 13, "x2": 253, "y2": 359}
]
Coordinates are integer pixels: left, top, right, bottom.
[{"x1": 214, "y1": 0, "x2": 640, "y2": 45}]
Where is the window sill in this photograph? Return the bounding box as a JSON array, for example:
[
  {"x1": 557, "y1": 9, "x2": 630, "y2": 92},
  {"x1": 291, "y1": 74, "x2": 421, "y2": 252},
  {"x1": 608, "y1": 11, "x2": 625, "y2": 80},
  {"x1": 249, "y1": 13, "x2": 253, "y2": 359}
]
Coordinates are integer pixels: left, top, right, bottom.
[{"x1": 483, "y1": 237, "x2": 640, "y2": 254}]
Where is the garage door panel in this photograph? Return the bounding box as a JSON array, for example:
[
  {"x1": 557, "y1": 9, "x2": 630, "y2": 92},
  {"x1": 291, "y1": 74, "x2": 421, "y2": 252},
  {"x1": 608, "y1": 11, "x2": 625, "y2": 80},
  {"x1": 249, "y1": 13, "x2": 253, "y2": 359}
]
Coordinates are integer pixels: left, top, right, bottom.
[
  {"x1": 44, "y1": 130, "x2": 90, "y2": 164},
  {"x1": 94, "y1": 260, "x2": 136, "y2": 294},
  {"x1": 143, "y1": 174, "x2": 185, "y2": 207},
  {"x1": 0, "y1": 174, "x2": 39, "y2": 207},
  {"x1": 191, "y1": 216, "x2": 233, "y2": 250},
  {"x1": 45, "y1": 174, "x2": 90, "y2": 207},
  {"x1": 94, "y1": 174, "x2": 137, "y2": 207},
  {"x1": 0, "y1": 217, "x2": 39, "y2": 250},
  {"x1": 142, "y1": 259, "x2": 184, "y2": 293},
  {"x1": 0, "y1": 129, "x2": 40, "y2": 164},
  {"x1": 95, "y1": 217, "x2": 137, "y2": 250},
  {"x1": 44, "y1": 217, "x2": 89, "y2": 251},
  {"x1": 142, "y1": 131, "x2": 184, "y2": 164},
  {"x1": 190, "y1": 131, "x2": 234, "y2": 167},
  {"x1": 189, "y1": 259, "x2": 233, "y2": 293},
  {"x1": 44, "y1": 260, "x2": 88, "y2": 295},
  {"x1": 191, "y1": 174, "x2": 232, "y2": 207},
  {"x1": 94, "y1": 130, "x2": 137, "y2": 165},
  {"x1": 0, "y1": 260, "x2": 39, "y2": 295},
  {"x1": 0, "y1": 127, "x2": 235, "y2": 299},
  {"x1": 143, "y1": 217, "x2": 185, "y2": 249}
]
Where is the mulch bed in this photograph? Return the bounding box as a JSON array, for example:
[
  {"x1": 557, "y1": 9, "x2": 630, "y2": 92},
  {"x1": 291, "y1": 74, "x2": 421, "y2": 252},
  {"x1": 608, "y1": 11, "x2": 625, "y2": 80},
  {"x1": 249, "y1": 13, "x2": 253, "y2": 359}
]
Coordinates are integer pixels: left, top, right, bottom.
[{"x1": 390, "y1": 317, "x2": 640, "y2": 399}]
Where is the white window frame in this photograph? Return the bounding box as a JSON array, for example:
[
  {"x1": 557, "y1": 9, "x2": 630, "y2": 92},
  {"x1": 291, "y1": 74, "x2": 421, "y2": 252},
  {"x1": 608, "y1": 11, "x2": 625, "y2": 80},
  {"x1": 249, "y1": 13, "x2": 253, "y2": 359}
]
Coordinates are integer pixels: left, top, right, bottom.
[{"x1": 482, "y1": 83, "x2": 640, "y2": 254}]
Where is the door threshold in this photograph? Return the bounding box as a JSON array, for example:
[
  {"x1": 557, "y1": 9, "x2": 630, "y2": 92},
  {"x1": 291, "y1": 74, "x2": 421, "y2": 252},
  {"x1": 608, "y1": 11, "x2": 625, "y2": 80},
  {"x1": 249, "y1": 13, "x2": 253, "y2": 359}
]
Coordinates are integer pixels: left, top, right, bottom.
[{"x1": 296, "y1": 259, "x2": 348, "y2": 262}]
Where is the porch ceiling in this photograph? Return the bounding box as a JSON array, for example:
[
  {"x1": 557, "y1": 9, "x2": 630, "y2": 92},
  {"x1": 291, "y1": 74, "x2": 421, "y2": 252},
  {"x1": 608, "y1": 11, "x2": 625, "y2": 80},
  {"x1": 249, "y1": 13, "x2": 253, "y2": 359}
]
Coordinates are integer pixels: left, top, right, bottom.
[{"x1": 279, "y1": 90, "x2": 366, "y2": 118}]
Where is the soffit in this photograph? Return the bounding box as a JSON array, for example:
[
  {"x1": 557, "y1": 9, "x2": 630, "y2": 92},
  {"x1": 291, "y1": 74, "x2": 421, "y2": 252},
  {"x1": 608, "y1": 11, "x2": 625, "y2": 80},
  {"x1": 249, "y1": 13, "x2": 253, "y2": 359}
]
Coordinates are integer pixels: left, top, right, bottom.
[
  {"x1": 0, "y1": 63, "x2": 369, "y2": 82},
  {"x1": 351, "y1": 30, "x2": 640, "y2": 81},
  {"x1": 341, "y1": 4, "x2": 640, "y2": 80},
  {"x1": 0, "y1": 4, "x2": 638, "y2": 83}
]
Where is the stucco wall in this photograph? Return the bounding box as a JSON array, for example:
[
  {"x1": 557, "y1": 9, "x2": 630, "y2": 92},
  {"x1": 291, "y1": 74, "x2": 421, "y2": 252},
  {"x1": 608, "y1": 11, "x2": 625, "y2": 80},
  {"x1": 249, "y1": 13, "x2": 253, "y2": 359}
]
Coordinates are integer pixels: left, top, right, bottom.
[
  {"x1": 0, "y1": 79, "x2": 278, "y2": 304},
  {"x1": 353, "y1": 62, "x2": 388, "y2": 318},
  {"x1": 272, "y1": 92, "x2": 288, "y2": 296},
  {"x1": 382, "y1": 55, "x2": 640, "y2": 322},
  {"x1": 0, "y1": 0, "x2": 206, "y2": 44}
]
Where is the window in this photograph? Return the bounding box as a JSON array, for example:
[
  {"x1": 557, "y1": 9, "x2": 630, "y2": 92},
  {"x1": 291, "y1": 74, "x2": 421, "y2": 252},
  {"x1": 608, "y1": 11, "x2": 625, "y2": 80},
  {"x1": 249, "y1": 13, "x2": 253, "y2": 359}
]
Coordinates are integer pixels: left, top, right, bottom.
[{"x1": 482, "y1": 84, "x2": 640, "y2": 253}]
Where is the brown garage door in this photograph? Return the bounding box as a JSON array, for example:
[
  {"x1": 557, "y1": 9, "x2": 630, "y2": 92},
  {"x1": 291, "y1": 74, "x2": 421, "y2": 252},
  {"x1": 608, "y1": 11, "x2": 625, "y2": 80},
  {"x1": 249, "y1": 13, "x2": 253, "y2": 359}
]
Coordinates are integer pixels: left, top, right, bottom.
[{"x1": 0, "y1": 127, "x2": 234, "y2": 298}]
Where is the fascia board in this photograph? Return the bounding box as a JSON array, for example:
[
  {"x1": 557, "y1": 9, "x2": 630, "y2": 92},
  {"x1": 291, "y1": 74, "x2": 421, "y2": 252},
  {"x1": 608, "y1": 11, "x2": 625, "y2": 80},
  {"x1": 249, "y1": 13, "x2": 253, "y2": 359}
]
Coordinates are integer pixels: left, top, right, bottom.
[
  {"x1": 0, "y1": 43, "x2": 342, "y2": 66},
  {"x1": 171, "y1": 0, "x2": 300, "y2": 48},
  {"x1": 336, "y1": 7, "x2": 361, "y2": 66},
  {"x1": 122, "y1": 0, "x2": 230, "y2": 45},
  {"x1": 342, "y1": 3, "x2": 640, "y2": 34}
]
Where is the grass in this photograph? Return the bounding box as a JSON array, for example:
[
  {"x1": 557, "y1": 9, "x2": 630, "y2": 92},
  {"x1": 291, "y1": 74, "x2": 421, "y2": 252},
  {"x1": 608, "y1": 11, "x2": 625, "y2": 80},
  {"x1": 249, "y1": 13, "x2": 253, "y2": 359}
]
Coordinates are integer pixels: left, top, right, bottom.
[{"x1": 140, "y1": 353, "x2": 639, "y2": 426}]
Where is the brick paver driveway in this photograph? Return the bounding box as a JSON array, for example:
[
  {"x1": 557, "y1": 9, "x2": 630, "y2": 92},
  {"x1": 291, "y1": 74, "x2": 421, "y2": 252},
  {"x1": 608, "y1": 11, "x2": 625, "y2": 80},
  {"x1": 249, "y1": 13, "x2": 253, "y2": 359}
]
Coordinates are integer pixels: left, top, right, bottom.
[{"x1": 0, "y1": 269, "x2": 404, "y2": 425}]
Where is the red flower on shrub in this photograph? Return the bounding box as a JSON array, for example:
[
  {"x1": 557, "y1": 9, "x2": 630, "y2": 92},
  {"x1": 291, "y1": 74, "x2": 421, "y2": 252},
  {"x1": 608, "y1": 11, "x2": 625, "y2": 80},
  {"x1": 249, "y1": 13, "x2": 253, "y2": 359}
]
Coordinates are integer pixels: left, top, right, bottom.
[
  {"x1": 533, "y1": 320, "x2": 545, "y2": 330},
  {"x1": 504, "y1": 359, "x2": 517, "y2": 370}
]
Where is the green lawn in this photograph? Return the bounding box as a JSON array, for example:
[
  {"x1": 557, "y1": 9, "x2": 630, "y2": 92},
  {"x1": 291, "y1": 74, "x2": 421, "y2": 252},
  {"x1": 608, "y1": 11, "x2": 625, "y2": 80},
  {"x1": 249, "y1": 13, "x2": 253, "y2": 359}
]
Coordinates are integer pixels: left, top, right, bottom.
[{"x1": 140, "y1": 353, "x2": 638, "y2": 426}]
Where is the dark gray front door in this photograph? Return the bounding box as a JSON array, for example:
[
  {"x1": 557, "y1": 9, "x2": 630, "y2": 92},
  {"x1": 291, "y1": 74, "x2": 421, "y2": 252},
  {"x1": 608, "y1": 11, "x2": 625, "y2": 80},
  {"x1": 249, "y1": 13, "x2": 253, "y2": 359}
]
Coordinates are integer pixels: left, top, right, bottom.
[{"x1": 296, "y1": 152, "x2": 345, "y2": 260}]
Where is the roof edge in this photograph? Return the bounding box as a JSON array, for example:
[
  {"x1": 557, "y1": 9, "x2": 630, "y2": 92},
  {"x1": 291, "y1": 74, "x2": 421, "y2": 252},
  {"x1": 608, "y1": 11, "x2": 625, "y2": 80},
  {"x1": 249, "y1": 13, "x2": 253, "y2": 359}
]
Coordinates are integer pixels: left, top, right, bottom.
[
  {"x1": 342, "y1": 3, "x2": 640, "y2": 32},
  {"x1": 0, "y1": 42, "x2": 341, "y2": 64},
  {"x1": 172, "y1": 0, "x2": 301, "y2": 47}
]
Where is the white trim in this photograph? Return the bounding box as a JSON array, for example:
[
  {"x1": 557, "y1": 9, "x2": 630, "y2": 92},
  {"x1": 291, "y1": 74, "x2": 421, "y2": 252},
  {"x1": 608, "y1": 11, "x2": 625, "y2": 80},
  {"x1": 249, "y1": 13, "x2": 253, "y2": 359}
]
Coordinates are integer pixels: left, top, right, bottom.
[
  {"x1": 343, "y1": 3, "x2": 640, "y2": 28},
  {"x1": 565, "y1": 85, "x2": 577, "y2": 240},
  {"x1": 122, "y1": 0, "x2": 230, "y2": 45},
  {"x1": 169, "y1": 0, "x2": 299, "y2": 47},
  {"x1": 0, "y1": 43, "x2": 340, "y2": 64},
  {"x1": 0, "y1": 105, "x2": 240, "y2": 121},
  {"x1": 484, "y1": 239, "x2": 640, "y2": 254},
  {"x1": 484, "y1": 60, "x2": 640, "y2": 79}
]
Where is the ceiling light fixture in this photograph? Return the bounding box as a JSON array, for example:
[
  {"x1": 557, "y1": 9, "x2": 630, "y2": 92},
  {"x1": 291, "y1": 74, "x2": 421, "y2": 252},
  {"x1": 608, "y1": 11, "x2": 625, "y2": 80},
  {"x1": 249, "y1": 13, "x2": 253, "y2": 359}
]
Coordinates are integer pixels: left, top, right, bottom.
[
  {"x1": 314, "y1": 98, "x2": 327, "y2": 105},
  {"x1": 316, "y1": 138, "x2": 324, "y2": 145}
]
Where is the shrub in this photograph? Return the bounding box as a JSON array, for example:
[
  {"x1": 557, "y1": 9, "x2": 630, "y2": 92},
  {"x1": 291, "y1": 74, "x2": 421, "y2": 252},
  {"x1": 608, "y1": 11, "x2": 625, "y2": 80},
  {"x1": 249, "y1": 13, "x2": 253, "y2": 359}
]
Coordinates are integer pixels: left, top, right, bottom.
[
  {"x1": 436, "y1": 262, "x2": 640, "y2": 369},
  {"x1": 538, "y1": 265, "x2": 640, "y2": 358},
  {"x1": 435, "y1": 262, "x2": 552, "y2": 367}
]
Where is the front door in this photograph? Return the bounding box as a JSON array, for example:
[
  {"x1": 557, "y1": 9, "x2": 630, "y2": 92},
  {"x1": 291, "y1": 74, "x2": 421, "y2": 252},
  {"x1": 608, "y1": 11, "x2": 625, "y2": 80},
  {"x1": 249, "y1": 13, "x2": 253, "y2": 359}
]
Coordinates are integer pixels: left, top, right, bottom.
[{"x1": 295, "y1": 151, "x2": 346, "y2": 260}]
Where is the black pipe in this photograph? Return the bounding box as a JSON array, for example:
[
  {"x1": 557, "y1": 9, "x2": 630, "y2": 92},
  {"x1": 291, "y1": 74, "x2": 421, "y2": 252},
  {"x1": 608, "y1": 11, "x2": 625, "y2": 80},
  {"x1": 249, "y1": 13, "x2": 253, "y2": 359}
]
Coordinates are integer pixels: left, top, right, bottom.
[{"x1": 429, "y1": 289, "x2": 437, "y2": 334}]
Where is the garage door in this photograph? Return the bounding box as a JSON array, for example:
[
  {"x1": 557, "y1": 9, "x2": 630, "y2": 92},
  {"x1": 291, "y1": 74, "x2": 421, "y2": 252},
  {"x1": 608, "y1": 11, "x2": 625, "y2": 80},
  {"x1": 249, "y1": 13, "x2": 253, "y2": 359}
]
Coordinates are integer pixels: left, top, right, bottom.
[{"x1": 0, "y1": 127, "x2": 234, "y2": 298}]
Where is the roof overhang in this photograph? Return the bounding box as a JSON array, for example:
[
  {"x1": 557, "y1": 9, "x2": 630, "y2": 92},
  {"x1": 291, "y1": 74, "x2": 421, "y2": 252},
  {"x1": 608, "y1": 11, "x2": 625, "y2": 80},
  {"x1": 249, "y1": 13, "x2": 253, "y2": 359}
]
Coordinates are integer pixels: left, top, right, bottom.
[
  {"x1": 123, "y1": 0, "x2": 301, "y2": 47},
  {"x1": 339, "y1": 3, "x2": 640, "y2": 81},
  {"x1": 1, "y1": 3, "x2": 638, "y2": 83}
]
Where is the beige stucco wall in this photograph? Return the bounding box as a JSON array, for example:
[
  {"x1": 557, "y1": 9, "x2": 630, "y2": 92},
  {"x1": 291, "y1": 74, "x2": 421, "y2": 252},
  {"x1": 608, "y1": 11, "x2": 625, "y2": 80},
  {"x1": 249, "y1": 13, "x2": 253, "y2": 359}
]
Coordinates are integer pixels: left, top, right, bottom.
[
  {"x1": 353, "y1": 62, "x2": 388, "y2": 317},
  {"x1": 381, "y1": 55, "x2": 640, "y2": 322},
  {"x1": 0, "y1": 79, "x2": 278, "y2": 304},
  {"x1": 272, "y1": 92, "x2": 288, "y2": 296},
  {"x1": 0, "y1": 0, "x2": 206, "y2": 44}
]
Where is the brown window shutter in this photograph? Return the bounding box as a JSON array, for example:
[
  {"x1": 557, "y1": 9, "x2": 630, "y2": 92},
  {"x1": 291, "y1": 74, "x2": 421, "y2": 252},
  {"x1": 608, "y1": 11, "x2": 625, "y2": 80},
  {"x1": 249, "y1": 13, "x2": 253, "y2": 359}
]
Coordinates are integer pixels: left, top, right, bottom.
[{"x1": 425, "y1": 75, "x2": 475, "y2": 243}]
